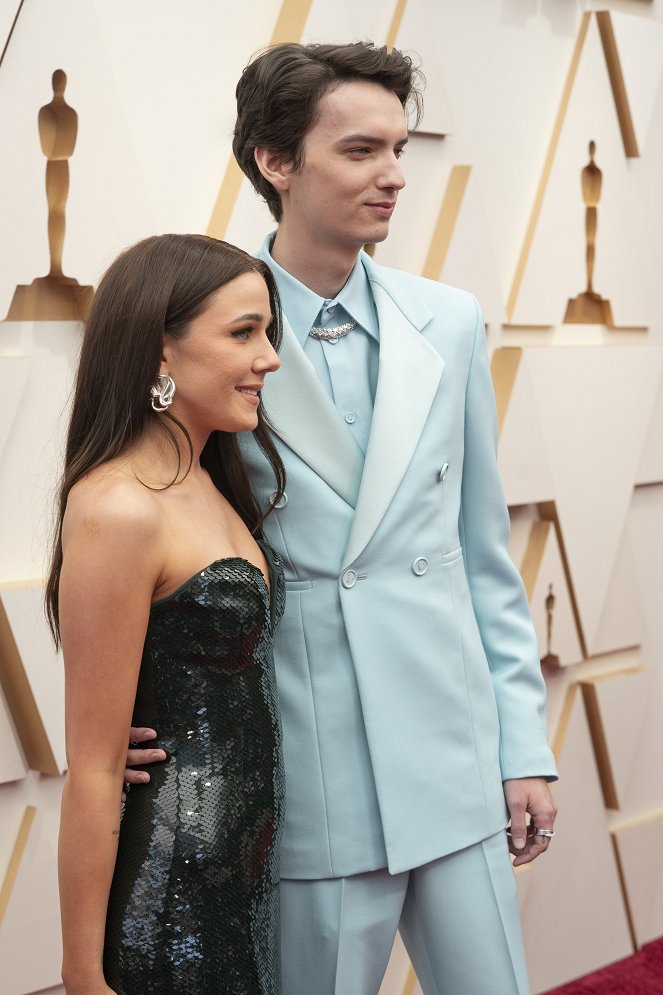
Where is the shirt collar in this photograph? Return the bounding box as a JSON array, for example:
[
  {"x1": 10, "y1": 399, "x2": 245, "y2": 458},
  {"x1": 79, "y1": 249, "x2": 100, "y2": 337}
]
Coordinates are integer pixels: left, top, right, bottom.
[{"x1": 258, "y1": 232, "x2": 379, "y2": 347}]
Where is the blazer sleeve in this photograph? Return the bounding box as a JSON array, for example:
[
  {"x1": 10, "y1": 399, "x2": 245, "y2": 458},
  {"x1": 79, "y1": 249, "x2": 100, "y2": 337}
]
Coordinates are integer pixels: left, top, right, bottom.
[{"x1": 458, "y1": 295, "x2": 558, "y2": 782}]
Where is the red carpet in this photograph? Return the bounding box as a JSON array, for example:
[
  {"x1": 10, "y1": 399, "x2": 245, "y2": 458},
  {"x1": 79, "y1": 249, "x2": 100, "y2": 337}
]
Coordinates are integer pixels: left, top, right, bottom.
[{"x1": 542, "y1": 936, "x2": 663, "y2": 994}]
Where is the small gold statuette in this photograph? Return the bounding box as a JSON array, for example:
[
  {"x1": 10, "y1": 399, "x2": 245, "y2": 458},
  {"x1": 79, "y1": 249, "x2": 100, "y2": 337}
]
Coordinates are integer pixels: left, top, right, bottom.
[
  {"x1": 541, "y1": 582, "x2": 561, "y2": 669},
  {"x1": 6, "y1": 70, "x2": 93, "y2": 322},
  {"x1": 564, "y1": 140, "x2": 614, "y2": 327}
]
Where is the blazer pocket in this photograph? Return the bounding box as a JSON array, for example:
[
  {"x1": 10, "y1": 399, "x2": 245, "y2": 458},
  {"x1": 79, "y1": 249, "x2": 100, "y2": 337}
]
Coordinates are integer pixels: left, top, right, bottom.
[
  {"x1": 440, "y1": 547, "x2": 463, "y2": 565},
  {"x1": 285, "y1": 579, "x2": 314, "y2": 591}
]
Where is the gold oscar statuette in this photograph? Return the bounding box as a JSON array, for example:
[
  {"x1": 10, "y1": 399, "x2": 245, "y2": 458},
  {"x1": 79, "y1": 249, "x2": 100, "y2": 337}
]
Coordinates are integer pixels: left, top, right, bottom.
[
  {"x1": 564, "y1": 140, "x2": 614, "y2": 326},
  {"x1": 5, "y1": 70, "x2": 94, "y2": 322}
]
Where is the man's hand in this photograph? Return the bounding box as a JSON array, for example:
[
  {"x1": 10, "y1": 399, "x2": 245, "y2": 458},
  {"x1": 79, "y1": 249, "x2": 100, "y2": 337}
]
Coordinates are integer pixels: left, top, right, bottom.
[
  {"x1": 504, "y1": 777, "x2": 557, "y2": 867},
  {"x1": 124, "y1": 726, "x2": 166, "y2": 787}
]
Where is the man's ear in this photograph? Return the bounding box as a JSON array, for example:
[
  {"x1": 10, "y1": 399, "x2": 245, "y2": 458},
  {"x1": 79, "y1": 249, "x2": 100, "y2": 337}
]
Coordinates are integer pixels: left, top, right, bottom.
[{"x1": 254, "y1": 147, "x2": 292, "y2": 193}]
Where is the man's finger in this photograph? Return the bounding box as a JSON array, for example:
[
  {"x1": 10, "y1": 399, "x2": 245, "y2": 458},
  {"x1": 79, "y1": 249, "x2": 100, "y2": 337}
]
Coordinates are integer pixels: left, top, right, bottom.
[
  {"x1": 129, "y1": 726, "x2": 157, "y2": 744},
  {"x1": 126, "y1": 748, "x2": 166, "y2": 768}
]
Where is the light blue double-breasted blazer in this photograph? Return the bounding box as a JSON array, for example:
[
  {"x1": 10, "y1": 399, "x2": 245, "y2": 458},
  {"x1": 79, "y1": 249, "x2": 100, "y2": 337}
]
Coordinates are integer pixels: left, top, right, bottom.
[{"x1": 239, "y1": 250, "x2": 557, "y2": 881}]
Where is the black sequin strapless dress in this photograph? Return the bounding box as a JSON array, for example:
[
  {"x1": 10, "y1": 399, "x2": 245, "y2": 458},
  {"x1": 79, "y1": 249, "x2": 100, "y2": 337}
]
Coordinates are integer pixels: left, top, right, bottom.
[{"x1": 103, "y1": 543, "x2": 285, "y2": 995}]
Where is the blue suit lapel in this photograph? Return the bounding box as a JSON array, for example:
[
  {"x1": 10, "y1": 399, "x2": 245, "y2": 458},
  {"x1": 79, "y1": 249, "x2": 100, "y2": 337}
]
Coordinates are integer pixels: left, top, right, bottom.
[
  {"x1": 260, "y1": 313, "x2": 365, "y2": 508},
  {"x1": 341, "y1": 279, "x2": 444, "y2": 569}
]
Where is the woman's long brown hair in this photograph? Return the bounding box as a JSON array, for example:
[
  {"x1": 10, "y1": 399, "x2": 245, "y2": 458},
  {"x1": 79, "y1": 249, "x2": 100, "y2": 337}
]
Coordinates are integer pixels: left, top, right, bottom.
[{"x1": 45, "y1": 233, "x2": 285, "y2": 645}]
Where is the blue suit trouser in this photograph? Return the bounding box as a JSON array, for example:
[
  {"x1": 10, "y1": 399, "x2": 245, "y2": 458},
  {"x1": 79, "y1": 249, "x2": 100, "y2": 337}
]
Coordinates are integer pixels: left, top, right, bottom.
[{"x1": 280, "y1": 830, "x2": 530, "y2": 995}]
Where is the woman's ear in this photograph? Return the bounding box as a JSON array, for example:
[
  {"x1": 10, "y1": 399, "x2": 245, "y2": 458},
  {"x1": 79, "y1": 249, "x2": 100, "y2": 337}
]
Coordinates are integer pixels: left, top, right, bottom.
[
  {"x1": 159, "y1": 338, "x2": 172, "y2": 376},
  {"x1": 254, "y1": 147, "x2": 292, "y2": 193}
]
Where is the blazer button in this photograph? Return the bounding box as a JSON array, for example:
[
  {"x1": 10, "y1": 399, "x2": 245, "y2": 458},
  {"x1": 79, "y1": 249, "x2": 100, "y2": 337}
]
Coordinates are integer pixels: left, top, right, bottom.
[
  {"x1": 341, "y1": 569, "x2": 358, "y2": 589},
  {"x1": 439, "y1": 462, "x2": 449, "y2": 481},
  {"x1": 412, "y1": 557, "x2": 429, "y2": 576},
  {"x1": 270, "y1": 491, "x2": 288, "y2": 509}
]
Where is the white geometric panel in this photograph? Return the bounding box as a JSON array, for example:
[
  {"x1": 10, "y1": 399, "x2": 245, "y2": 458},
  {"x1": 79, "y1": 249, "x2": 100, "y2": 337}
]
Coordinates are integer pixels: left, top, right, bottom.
[
  {"x1": 610, "y1": 11, "x2": 663, "y2": 153},
  {"x1": 517, "y1": 692, "x2": 632, "y2": 994},
  {"x1": 393, "y1": 0, "x2": 453, "y2": 136},
  {"x1": 304, "y1": 0, "x2": 393, "y2": 52},
  {"x1": 497, "y1": 352, "x2": 555, "y2": 506},
  {"x1": 524, "y1": 345, "x2": 663, "y2": 656},
  {"x1": 0, "y1": 690, "x2": 26, "y2": 785},
  {"x1": 0, "y1": 806, "x2": 62, "y2": 994},
  {"x1": 592, "y1": 519, "x2": 644, "y2": 656},
  {"x1": 522, "y1": 521, "x2": 583, "y2": 668},
  {"x1": 0, "y1": 321, "x2": 80, "y2": 583},
  {"x1": 437, "y1": 169, "x2": 506, "y2": 327},
  {"x1": 511, "y1": 14, "x2": 651, "y2": 328},
  {"x1": 0, "y1": 356, "x2": 30, "y2": 463},
  {"x1": 613, "y1": 812, "x2": 663, "y2": 948},
  {"x1": 0, "y1": 583, "x2": 66, "y2": 775},
  {"x1": 636, "y1": 368, "x2": 663, "y2": 484}
]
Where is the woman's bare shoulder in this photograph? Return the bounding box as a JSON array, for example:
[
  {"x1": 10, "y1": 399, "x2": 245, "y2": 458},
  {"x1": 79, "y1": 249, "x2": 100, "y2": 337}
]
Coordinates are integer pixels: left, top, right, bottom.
[{"x1": 63, "y1": 462, "x2": 163, "y2": 553}]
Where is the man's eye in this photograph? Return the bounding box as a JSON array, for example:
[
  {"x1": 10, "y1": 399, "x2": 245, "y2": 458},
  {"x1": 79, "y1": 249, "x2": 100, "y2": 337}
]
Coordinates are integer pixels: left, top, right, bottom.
[{"x1": 395, "y1": 147, "x2": 406, "y2": 159}]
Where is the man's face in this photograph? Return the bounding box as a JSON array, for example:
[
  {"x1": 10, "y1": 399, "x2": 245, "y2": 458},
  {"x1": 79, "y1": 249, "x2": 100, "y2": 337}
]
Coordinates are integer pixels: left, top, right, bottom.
[{"x1": 280, "y1": 79, "x2": 408, "y2": 253}]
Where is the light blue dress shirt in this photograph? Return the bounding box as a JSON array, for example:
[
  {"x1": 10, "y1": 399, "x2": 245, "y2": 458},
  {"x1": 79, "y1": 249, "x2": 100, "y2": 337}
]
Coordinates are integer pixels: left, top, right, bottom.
[{"x1": 262, "y1": 235, "x2": 379, "y2": 454}]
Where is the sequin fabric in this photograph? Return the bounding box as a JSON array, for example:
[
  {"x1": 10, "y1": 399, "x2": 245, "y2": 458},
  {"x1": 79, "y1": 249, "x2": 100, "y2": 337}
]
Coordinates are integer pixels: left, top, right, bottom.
[{"x1": 103, "y1": 543, "x2": 285, "y2": 994}]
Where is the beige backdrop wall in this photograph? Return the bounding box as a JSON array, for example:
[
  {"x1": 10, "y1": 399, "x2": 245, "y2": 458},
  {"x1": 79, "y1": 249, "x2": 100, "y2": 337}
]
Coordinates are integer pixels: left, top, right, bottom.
[{"x1": 1, "y1": 2, "x2": 662, "y2": 994}]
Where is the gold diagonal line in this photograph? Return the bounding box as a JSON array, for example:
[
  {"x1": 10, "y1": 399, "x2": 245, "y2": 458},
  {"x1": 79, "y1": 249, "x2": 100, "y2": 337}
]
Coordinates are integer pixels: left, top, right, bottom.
[
  {"x1": 490, "y1": 346, "x2": 522, "y2": 438},
  {"x1": 270, "y1": 0, "x2": 314, "y2": 46},
  {"x1": 0, "y1": 0, "x2": 25, "y2": 71},
  {"x1": 506, "y1": 11, "x2": 591, "y2": 320},
  {"x1": 386, "y1": 0, "x2": 409, "y2": 52},
  {"x1": 519, "y1": 520, "x2": 551, "y2": 601},
  {"x1": 596, "y1": 11, "x2": 639, "y2": 157},
  {"x1": 580, "y1": 681, "x2": 619, "y2": 809},
  {"x1": 207, "y1": 0, "x2": 314, "y2": 239},
  {"x1": 552, "y1": 683, "x2": 578, "y2": 760},
  {"x1": 610, "y1": 834, "x2": 638, "y2": 950},
  {"x1": 0, "y1": 805, "x2": 36, "y2": 927},
  {"x1": 207, "y1": 160, "x2": 245, "y2": 240},
  {"x1": 421, "y1": 165, "x2": 471, "y2": 281},
  {"x1": 0, "y1": 594, "x2": 60, "y2": 775}
]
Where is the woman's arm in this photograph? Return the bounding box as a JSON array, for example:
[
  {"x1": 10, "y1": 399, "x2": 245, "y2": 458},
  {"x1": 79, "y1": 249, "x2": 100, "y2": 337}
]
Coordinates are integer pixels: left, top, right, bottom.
[{"x1": 58, "y1": 482, "x2": 162, "y2": 993}]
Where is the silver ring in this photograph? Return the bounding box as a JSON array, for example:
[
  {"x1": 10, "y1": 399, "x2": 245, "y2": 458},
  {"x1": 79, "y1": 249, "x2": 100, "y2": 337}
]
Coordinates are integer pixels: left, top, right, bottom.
[{"x1": 534, "y1": 827, "x2": 555, "y2": 838}]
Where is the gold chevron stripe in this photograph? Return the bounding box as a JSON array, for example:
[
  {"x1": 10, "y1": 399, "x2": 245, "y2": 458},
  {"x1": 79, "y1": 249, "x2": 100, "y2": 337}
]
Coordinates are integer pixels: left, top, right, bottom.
[
  {"x1": 0, "y1": 0, "x2": 24, "y2": 71},
  {"x1": 610, "y1": 834, "x2": 638, "y2": 949},
  {"x1": 490, "y1": 346, "x2": 522, "y2": 438},
  {"x1": 552, "y1": 683, "x2": 579, "y2": 760},
  {"x1": 506, "y1": 11, "x2": 591, "y2": 320},
  {"x1": 580, "y1": 681, "x2": 619, "y2": 809},
  {"x1": 421, "y1": 165, "x2": 471, "y2": 282},
  {"x1": 270, "y1": 0, "x2": 313, "y2": 46},
  {"x1": 0, "y1": 805, "x2": 36, "y2": 927},
  {"x1": 0, "y1": 593, "x2": 59, "y2": 775},
  {"x1": 386, "y1": 0, "x2": 409, "y2": 52},
  {"x1": 207, "y1": 0, "x2": 314, "y2": 239},
  {"x1": 596, "y1": 11, "x2": 639, "y2": 157},
  {"x1": 520, "y1": 520, "x2": 551, "y2": 601}
]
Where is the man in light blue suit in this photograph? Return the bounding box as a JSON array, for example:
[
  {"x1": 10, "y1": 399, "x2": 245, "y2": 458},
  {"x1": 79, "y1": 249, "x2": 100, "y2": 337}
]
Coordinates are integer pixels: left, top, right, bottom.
[{"x1": 129, "y1": 41, "x2": 558, "y2": 994}]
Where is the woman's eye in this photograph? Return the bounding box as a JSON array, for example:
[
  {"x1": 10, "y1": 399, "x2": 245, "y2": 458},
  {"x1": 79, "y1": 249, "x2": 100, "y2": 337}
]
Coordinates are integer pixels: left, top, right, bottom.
[{"x1": 232, "y1": 327, "x2": 252, "y2": 340}]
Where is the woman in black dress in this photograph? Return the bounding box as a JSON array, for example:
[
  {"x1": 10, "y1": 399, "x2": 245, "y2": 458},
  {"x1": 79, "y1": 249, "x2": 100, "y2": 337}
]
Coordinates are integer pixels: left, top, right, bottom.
[{"x1": 47, "y1": 234, "x2": 286, "y2": 994}]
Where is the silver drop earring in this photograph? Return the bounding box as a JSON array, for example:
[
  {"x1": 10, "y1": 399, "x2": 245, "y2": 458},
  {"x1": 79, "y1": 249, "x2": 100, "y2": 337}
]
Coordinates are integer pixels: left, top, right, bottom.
[{"x1": 150, "y1": 374, "x2": 176, "y2": 412}]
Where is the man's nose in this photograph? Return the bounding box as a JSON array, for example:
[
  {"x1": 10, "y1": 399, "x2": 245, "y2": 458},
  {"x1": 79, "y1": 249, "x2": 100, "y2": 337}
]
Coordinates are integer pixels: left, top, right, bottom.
[{"x1": 379, "y1": 155, "x2": 406, "y2": 190}]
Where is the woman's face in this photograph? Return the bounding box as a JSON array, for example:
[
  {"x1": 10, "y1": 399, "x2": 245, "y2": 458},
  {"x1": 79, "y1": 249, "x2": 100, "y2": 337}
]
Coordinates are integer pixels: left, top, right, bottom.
[{"x1": 161, "y1": 270, "x2": 280, "y2": 439}]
